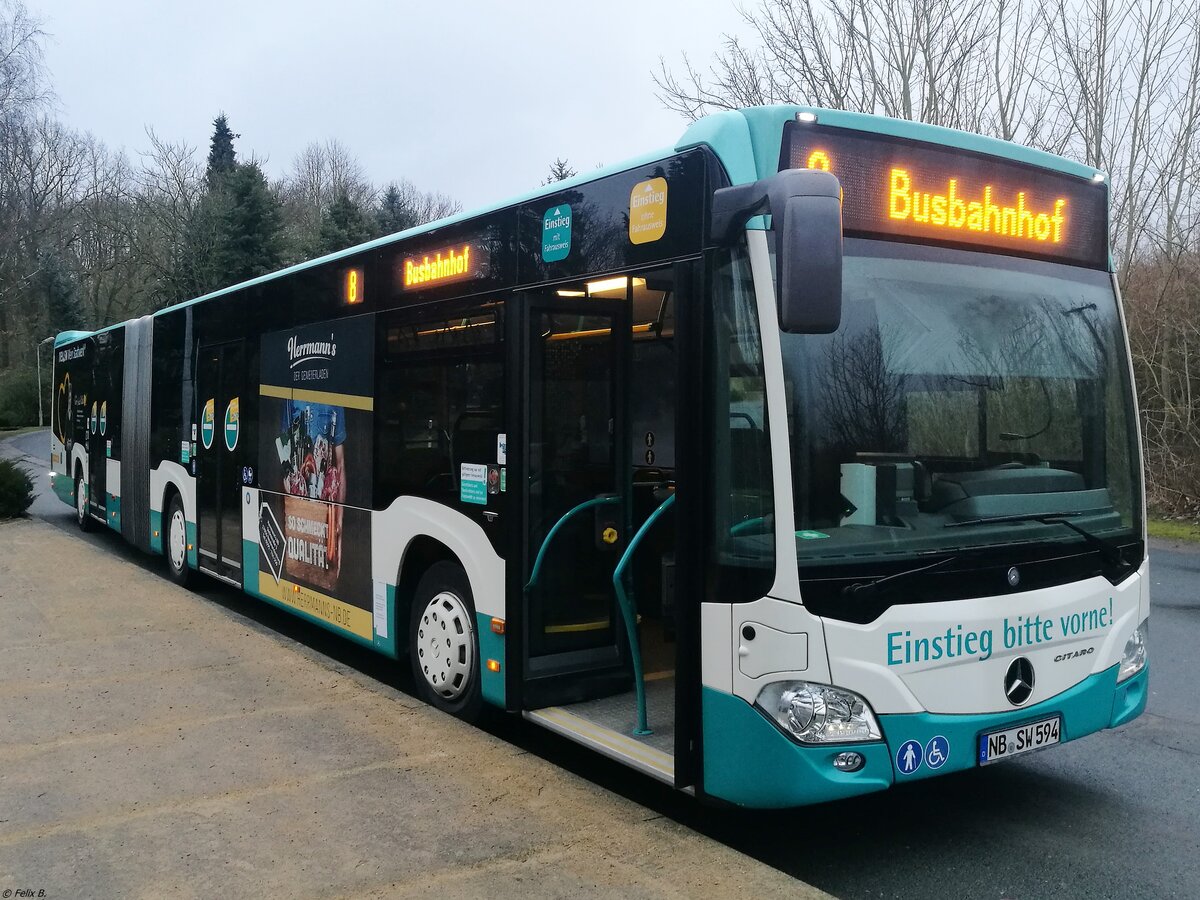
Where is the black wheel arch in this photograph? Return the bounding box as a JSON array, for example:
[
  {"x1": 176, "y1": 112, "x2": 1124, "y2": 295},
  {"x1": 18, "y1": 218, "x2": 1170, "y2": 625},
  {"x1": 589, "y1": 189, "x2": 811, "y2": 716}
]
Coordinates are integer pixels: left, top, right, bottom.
[{"x1": 393, "y1": 536, "x2": 460, "y2": 654}]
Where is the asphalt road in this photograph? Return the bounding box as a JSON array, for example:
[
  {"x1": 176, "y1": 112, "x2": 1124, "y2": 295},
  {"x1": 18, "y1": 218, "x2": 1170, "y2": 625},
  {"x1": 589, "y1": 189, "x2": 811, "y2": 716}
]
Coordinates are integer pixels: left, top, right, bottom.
[{"x1": 8, "y1": 430, "x2": 1199, "y2": 899}]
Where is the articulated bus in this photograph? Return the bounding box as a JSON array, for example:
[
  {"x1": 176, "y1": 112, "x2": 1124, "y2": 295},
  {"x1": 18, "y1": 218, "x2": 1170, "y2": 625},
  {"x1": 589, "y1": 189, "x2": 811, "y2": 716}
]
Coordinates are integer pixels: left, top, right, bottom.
[{"x1": 49, "y1": 106, "x2": 1148, "y2": 807}]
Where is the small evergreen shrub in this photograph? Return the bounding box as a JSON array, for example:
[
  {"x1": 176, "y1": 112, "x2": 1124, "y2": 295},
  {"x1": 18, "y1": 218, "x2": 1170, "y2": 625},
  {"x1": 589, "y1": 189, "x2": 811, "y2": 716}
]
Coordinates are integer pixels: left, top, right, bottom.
[{"x1": 0, "y1": 458, "x2": 35, "y2": 519}]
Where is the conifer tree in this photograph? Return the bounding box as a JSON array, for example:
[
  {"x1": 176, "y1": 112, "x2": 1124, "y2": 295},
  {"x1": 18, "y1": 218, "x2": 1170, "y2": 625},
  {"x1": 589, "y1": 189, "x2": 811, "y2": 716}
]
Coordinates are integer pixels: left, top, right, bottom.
[
  {"x1": 374, "y1": 183, "x2": 417, "y2": 237},
  {"x1": 205, "y1": 113, "x2": 238, "y2": 185},
  {"x1": 317, "y1": 190, "x2": 373, "y2": 254},
  {"x1": 542, "y1": 157, "x2": 577, "y2": 185},
  {"x1": 208, "y1": 162, "x2": 285, "y2": 287}
]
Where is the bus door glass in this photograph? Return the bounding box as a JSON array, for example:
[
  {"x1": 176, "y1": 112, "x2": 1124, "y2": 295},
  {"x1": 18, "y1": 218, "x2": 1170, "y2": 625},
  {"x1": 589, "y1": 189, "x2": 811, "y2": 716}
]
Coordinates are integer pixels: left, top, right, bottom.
[
  {"x1": 196, "y1": 341, "x2": 245, "y2": 581},
  {"x1": 517, "y1": 293, "x2": 631, "y2": 705},
  {"x1": 86, "y1": 340, "x2": 108, "y2": 520}
]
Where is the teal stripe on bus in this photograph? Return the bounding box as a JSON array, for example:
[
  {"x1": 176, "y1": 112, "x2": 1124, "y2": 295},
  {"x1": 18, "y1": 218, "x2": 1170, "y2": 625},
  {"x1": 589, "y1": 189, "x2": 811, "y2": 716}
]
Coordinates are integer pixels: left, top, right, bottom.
[
  {"x1": 476, "y1": 611, "x2": 505, "y2": 708},
  {"x1": 703, "y1": 686, "x2": 892, "y2": 807},
  {"x1": 149, "y1": 509, "x2": 162, "y2": 554},
  {"x1": 105, "y1": 493, "x2": 121, "y2": 531},
  {"x1": 702, "y1": 665, "x2": 1142, "y2": 807},
  {"x1": 51, "y1": 473, "x2": 74, "y2": 507},
  {"x1": 875, "y1": 665, "x2": 1126, "y2": 783}
]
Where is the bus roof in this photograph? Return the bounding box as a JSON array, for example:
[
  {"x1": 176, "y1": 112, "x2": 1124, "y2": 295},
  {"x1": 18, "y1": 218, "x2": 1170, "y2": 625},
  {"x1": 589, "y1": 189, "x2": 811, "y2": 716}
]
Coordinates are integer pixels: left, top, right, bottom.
[
  {"x1": 678, "y1": 105, "x2": 1105, "y2": 190},
  {"x1": 56, "y1": 105, "x2": 1106, "y2": 349}
]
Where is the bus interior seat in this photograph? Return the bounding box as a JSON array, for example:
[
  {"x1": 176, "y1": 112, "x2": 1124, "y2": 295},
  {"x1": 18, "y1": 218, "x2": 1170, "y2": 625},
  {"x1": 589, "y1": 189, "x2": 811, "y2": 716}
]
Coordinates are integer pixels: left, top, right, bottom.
[{"x1": 451, "y1": 409, "x2": 500, "y2": 472}]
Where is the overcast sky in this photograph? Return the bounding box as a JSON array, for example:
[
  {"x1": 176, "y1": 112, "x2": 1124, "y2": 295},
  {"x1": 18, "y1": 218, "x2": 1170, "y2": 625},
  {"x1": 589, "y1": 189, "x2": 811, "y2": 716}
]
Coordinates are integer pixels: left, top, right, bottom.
[{"x1": 33, "y1": 1, "x2": 741, "y2": 210}]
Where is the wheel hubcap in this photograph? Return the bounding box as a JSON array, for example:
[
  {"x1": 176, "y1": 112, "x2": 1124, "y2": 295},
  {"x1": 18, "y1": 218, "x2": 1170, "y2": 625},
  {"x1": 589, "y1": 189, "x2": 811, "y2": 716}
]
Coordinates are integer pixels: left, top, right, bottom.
[
  {"x1": 169, "y1": 509, "x2": 186, "y2": 570},
  {"x1": 76, "y1": 481, "x2": 86, "y2": 520},
  {"x1": 416, "y1": 591, "x2": 475, "y2": 701}
]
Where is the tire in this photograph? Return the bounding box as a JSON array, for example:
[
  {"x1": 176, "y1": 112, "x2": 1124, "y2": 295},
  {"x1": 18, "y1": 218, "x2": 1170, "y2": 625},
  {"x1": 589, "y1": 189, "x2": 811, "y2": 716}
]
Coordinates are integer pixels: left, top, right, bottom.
[
  {"x1": 409, "y1": 561, "x2": 483, "y2": 721},
  {"x1": 164, "y1": 494, "x2": 191, "y2": 588},
  {"x1": 74, "y1": 472, "x2": 93, "y2": 532}
]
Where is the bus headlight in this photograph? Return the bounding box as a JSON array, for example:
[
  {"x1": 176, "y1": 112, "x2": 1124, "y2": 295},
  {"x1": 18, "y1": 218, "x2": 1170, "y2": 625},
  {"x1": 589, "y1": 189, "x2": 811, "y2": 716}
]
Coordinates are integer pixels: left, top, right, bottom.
[
  {"x1": 755, "y1": 681, "x2": 882, "y2": 744},
  {"x1": 1117, "y1": 618, "x2": 1148, "y2": 682}
]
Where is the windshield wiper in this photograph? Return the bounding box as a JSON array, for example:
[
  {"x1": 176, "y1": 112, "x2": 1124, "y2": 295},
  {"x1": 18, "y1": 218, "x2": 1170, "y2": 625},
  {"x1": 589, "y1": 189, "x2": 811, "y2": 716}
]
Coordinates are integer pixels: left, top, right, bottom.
[
  {"x1": 841, "y1": 555, "x2": 958, "y2": 598},
  {"x1": 945, "y1": 513, "x2": 1124, "y2": 567}
]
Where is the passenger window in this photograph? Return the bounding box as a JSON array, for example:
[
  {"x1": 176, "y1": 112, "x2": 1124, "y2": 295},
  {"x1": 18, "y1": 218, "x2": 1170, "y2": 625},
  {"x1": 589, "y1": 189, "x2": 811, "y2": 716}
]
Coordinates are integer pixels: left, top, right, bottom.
[{"x1": 375, "y1": 302, "x2": 504, "y2": 510}]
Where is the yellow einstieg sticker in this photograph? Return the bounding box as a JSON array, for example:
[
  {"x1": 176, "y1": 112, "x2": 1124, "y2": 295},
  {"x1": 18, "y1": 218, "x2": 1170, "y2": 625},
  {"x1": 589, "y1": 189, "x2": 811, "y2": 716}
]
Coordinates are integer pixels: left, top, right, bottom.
[
  {"x1": 224, "y1": 396, "x2": 240, "y2": 452},
  {"x1": 201, "y1": 398, "x2": 216, "y2": 450},
  {"x1": 629, "y1": 177, "x2": 668, "y2": 244}
]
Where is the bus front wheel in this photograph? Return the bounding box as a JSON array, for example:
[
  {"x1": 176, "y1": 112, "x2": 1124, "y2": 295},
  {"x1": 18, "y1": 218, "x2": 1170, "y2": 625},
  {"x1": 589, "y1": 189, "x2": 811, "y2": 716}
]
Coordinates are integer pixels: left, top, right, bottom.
[
  {"x1": 74, "y1": 473, "x2": 92, "y2": 532},
  {"x1": 408, "y1": 561, "x2": 482, "y2": 721},
  {"x1": 164, "y1": 494, "x2": 191, "y2": 588}
]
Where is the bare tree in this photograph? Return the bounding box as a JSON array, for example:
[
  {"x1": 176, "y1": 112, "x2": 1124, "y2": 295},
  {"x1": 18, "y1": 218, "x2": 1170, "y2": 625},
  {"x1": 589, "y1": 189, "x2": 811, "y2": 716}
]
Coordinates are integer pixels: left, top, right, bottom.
[
  {"x1": 0, "y1": 115, "x2": 90, "y2": 365},
  {"x1": 279, "y1": 139, "x2": 376, "y2": 254},
  {"x1": 402, "y1": 181, "x2": 458, "y2": 224},
  {"x1": 0, "y1": 0, "x2": 48, "y2": 120},
  {"x1": 656, "y1": 0, "x2": 998, "y2": 131},
  {"x1": 133, "y1": 129, "x2": 207, "y2": 305},
  {"x1": 657, "y1": 0, "x2": 1200, "y2": 517}
]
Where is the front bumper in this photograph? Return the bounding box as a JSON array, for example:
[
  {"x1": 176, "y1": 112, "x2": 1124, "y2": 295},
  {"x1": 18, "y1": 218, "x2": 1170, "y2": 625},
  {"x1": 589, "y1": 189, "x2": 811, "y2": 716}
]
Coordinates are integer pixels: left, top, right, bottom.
[
  {"x1": 701, "y1": 663, "x2": 1148, "y2": 807},
  {"x1": 877, "y1": 663, "x2": 1147, "y2": 782}
]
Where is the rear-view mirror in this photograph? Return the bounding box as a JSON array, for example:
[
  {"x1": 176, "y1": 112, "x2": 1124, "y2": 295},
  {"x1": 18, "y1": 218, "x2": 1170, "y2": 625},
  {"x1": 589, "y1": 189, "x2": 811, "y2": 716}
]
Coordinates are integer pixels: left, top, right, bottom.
[{"x1": 710, "y1": 168, "x2": 844, "y2": 334}]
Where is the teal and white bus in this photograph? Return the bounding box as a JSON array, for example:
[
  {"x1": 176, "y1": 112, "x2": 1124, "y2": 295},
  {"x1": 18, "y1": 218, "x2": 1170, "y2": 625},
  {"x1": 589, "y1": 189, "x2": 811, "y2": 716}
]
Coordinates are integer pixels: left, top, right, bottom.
[{"x1": 49, "y1": 106, "x2": 1148, "y2": 807}]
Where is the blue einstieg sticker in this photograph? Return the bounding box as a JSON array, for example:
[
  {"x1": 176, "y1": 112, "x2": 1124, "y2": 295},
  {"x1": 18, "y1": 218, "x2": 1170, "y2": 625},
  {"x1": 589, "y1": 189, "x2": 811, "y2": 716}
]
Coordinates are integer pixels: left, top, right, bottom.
[
  {"x1": 542, "y1": 205, "x2": 572, "y2": 262},
  {"x1": 460, "y1": 463, "x2": 488, "y2": 505}
]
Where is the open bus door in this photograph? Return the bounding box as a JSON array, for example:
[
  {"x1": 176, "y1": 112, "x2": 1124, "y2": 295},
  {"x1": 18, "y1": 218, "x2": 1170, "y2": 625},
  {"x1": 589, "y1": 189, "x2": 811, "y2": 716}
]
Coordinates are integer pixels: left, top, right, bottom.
[{"x1": 509, "y1": 294, "x2": 632, "y2": 709}]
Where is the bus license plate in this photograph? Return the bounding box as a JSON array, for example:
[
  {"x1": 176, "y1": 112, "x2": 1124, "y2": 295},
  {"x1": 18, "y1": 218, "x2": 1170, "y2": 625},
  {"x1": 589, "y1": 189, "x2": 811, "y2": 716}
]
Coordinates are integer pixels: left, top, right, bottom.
[{"x1": 978, "y1": 716, "x2": 1061, "y2": 765}]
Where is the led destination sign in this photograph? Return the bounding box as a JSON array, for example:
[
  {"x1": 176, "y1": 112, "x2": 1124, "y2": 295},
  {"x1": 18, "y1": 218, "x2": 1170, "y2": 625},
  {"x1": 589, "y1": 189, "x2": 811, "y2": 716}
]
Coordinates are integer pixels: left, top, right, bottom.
[
  {"x1": 400, "y1": 243, "x2": 487, "y2": 290},
  {"x1": 781, "y1": 121, "x2": 1108, "y2": 267}
]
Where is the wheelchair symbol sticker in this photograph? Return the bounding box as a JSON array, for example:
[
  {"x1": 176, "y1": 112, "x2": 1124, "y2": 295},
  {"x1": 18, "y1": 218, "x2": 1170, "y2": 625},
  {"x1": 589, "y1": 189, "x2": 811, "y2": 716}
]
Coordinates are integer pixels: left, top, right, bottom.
[{"x1": 925, "y1": 735, "x2": 950, "y2": 770}]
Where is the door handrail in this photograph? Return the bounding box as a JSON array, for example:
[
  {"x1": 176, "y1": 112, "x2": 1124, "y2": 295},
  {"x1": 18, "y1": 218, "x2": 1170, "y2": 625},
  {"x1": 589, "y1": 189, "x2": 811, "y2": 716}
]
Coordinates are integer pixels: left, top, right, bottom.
[
  {"x1": 524, "y1": 494, "x2": 620, "y2": 593},
  {"x1": 613, "y1": 491, "x2": 676, "y2": 736}
]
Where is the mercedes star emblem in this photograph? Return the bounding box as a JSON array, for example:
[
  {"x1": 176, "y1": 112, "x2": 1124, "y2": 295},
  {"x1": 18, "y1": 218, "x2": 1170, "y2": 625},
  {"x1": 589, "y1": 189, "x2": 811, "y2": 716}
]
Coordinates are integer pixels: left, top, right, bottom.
[
  {"x1": 1007, "y1": 566, "x2": 1021, "y2": 587},
  {"x1": 1004, "y1": 657, "x2": 1035, "y2": 706}
]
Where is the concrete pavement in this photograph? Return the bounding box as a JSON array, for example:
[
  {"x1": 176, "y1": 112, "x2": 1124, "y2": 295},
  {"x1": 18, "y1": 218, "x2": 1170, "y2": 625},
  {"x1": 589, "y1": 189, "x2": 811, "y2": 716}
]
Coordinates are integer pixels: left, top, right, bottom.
[{"x1": 0, "y1": 514, "x2": 824, "y2": 899}]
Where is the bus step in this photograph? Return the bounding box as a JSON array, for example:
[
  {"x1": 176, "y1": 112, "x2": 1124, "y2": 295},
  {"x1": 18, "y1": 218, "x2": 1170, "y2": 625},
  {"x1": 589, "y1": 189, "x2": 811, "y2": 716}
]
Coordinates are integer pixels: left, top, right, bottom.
[{"x1": 523, "y1": 705, "x2": 674, "y2": 785}]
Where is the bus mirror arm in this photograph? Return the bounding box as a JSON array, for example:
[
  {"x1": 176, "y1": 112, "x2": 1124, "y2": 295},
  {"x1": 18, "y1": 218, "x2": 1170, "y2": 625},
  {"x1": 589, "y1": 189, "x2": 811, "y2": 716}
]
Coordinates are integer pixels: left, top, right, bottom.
[{"x1": 710, "y1": 169, "x2": 844, "y2": 335}]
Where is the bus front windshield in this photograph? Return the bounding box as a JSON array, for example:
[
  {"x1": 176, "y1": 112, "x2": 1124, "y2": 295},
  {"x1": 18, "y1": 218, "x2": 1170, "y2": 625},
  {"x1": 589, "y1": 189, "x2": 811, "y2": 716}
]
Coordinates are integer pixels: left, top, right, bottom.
[{"x1": 779, "y1": 239, "x2": 1142, "y2": 581}]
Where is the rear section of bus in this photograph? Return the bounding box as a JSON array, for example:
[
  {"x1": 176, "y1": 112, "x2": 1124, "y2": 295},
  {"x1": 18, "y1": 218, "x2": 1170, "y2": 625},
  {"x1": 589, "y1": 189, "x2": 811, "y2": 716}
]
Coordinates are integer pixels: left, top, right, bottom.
[{"x1": 687, "y1": 106, "x2": 1148, "y2": 807}]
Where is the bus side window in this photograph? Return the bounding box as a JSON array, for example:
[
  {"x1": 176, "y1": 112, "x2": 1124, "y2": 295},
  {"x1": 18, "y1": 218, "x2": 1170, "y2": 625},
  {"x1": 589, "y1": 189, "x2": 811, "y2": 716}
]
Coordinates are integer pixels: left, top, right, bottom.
[
  {"x1": 708, "y1": 246, "x2": 775, "y2": 602},
  {"x1": 374, "y1": 303, "x2": 505, "y2": 515}
]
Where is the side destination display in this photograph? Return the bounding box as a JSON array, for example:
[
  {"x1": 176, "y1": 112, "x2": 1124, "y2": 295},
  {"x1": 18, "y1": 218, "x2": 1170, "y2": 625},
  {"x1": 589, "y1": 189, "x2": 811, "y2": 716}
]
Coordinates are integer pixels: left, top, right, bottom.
[
  {"x1": 780, "y1": 120, "x2": 1109, "y2": 268},
  {"x1": 256, "y1": 314, "x2": 375, "y2": 639}
]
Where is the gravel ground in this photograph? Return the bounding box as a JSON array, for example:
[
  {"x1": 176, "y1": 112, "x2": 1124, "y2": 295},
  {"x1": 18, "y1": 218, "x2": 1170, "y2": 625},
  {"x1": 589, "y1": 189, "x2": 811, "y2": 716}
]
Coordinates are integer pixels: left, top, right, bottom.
[{"x1": 0, "y1": 515, "x2": 826, "y2": 899}]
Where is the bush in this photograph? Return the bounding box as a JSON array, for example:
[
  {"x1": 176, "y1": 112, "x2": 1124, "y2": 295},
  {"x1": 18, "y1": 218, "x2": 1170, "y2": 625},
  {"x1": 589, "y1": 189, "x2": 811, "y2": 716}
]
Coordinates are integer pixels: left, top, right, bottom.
[
  {"x1": 0, "y1": 367, "x2": 42, "y2": 428},
  {"x1": 0, "y1": 458, "x2": 35, "y2": 519}
]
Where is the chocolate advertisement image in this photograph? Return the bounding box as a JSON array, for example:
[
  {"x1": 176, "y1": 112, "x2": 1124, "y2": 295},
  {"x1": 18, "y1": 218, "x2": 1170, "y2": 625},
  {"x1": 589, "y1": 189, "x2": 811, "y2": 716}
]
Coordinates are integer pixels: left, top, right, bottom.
[{"x1": 256, "y1": 316, "x2": 374, "y2": 637}]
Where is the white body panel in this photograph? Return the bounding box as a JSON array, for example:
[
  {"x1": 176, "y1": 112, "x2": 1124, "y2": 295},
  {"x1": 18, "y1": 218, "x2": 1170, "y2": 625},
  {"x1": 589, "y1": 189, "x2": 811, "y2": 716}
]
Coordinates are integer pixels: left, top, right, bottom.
[
  {"x1": 106, "y1": 458, "x2": 121, "y2": 497},
  {"x1": 746, "y1": 230, "x2": 802, "y2": 603},
  {"x1": 701, "y1": 603, "x2": 733, "y2": 691},
  {"x1": 731, "y1": 597, "x2": 831, "y2": 701},
  {"x1": 50, "y1": 433, "x2": 65, "y2": 474},
  {"x1": 242, "y1": 487, "x2": 259, "y2": 545},
  {"x1": 150, "y1": 461, "x2": 196, "y2": 522},
  {"x1": 69, "y1": 442, "x2": 88, "y2": 485},
  {"x1": 824, "y1": 564, "x2": 1143, "y2": 714},
  {"x1": 370, "y1": 496, "x2": 505, "y2": 619}
]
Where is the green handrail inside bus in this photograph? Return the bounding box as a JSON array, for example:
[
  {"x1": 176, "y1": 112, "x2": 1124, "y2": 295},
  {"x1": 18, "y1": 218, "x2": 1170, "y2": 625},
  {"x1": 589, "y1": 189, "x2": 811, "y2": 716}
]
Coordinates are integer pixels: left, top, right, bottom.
[
  {"x1": 730, "y1": 514, "x2": 816, "y2": 539},
  {"x1": 612, "y1": 491, "x2": 676, "y2": 737},
  {"x1": 730, "y1": 515, "x2": 768, "y2": 536},
  {"x1": 524, "y1": 494, "x2": 620, "y2": 593}
]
